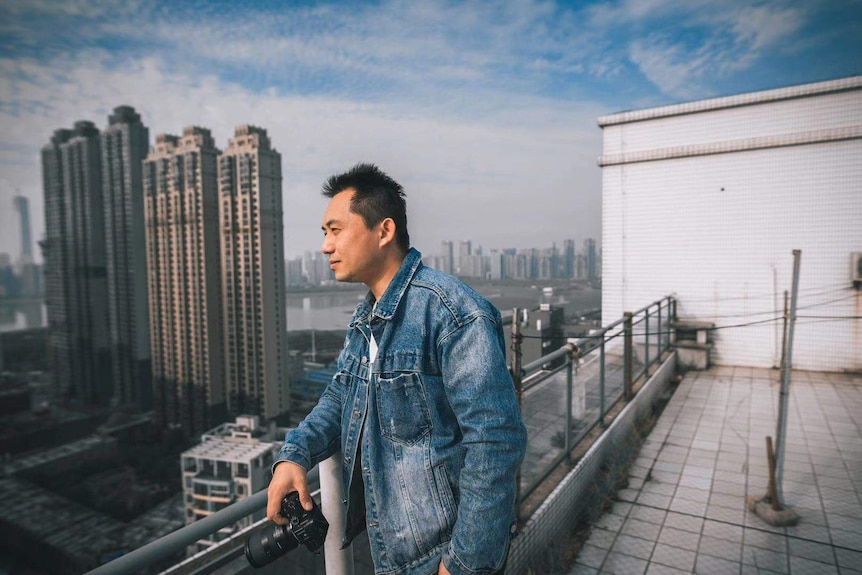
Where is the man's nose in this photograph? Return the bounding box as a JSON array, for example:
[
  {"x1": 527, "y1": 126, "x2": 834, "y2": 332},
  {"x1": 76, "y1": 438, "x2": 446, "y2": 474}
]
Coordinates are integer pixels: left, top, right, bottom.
[{"x1": 322, "y1": 233, "x2": 334, "y2": 254}]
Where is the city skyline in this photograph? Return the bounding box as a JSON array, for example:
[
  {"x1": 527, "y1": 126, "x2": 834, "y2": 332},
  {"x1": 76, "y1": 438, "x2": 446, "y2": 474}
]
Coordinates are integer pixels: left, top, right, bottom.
[{"x1": 2, "y1": 1, "x2": 861, "y2": 261}]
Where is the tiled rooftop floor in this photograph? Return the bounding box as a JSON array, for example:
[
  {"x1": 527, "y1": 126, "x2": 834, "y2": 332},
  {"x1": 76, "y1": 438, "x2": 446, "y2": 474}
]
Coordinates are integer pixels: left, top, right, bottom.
[{"x1": 570, "y1": 366, "x2": 862, "y2": 575}]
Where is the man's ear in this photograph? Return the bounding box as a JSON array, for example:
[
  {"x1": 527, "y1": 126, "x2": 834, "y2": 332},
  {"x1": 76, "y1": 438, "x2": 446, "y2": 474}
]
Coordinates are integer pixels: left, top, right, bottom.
[{"x1": 378, "y1": 218, "x2": 397, "y2": 247}]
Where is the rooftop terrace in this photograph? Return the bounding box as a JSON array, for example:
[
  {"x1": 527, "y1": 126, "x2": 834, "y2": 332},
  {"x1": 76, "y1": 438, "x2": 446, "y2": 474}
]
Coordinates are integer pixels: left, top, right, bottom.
[{"x1": 570, "y1": 366, "x2": 862, "y2": 575}]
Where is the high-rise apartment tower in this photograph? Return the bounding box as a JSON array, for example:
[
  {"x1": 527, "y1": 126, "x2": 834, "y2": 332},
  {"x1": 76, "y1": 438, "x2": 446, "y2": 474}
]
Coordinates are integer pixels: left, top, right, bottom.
[
  {"x1": 102, "y1": 106, "x2": 152, "y2": 411},
  {"x1": 41, "y1": 121, "x2": 111, "y2": 404},
  {"x1": 144, "y1": 128, "x2": 226, "y2": 436},
  {"x1": 219, "y1": 126, "x2": 289, "y2": 420}
]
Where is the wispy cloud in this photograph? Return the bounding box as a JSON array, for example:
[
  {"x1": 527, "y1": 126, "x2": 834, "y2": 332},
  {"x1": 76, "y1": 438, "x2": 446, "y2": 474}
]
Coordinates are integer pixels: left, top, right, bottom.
[{"x1": 585, "y1": 0, "x2": 807, "y2": 98}]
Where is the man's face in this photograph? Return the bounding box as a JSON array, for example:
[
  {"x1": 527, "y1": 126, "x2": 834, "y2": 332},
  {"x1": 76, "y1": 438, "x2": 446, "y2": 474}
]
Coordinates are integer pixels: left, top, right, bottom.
[{"x1": 321, "y1": 189, "x2": 382, "y2": 284}]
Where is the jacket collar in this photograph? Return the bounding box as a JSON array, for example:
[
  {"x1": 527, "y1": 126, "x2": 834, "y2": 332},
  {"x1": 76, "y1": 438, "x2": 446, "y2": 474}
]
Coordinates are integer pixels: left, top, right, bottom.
[{"x1": 350, "y1": 247, "x2": 423, "y2": 326}]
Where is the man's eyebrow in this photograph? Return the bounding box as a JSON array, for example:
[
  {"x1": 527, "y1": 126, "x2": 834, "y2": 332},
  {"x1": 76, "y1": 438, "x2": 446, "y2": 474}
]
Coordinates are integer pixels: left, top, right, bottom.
[{"x1": 322, "y1": 219, "x2": 341, "y2": 230}]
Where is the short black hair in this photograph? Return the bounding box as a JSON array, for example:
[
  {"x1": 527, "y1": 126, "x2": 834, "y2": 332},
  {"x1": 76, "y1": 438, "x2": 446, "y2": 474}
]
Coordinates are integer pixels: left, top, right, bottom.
[{"x1": 322, "y1": 163, "x2": 410, "y2": 252}]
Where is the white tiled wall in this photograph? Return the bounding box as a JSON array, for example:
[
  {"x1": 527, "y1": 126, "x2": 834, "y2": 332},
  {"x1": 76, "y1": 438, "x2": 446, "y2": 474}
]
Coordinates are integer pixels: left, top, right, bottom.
[{"x1": 601, "y1": 80, "x2": 862, "y2": 372}]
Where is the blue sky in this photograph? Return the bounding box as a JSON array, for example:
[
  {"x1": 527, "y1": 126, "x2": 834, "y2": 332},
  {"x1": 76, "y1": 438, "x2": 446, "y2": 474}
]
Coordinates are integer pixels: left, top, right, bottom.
[{"x1": 1, "y1": 0, "x2": 860, "y2": 260}]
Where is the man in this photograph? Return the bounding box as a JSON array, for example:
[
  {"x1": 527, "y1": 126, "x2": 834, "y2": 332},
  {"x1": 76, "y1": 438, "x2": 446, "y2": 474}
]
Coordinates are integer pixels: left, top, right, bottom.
[{"x1": 268, "y1": 164, "x2": 527, "y2": 575}]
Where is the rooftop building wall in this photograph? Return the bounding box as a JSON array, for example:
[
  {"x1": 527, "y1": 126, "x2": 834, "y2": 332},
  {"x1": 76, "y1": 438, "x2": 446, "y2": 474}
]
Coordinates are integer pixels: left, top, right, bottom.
[{"x1": 599, "y1": 76, "x2": 862, "y2": 372}]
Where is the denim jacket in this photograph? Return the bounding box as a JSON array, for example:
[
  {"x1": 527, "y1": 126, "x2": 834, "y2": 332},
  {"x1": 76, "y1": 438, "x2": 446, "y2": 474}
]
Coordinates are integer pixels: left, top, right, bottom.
[{"x1": 275, "y1": 248, "x2": 527, "y2": 575}]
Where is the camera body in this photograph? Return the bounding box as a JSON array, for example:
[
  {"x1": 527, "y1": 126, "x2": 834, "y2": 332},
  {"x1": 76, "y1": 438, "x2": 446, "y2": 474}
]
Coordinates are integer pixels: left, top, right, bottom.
[{"x1": 244, "y1": 491, "x2": 329, "y2": 568}]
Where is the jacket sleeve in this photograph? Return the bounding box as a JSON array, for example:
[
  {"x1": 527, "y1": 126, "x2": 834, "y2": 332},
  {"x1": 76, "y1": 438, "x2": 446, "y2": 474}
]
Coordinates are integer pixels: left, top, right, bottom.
[
  {"x1": 438, "y1": 311, "x2": 527, "y2": 575},
  {"x1": 272, "y1": 369, "x2": 345, "y2": 473}
]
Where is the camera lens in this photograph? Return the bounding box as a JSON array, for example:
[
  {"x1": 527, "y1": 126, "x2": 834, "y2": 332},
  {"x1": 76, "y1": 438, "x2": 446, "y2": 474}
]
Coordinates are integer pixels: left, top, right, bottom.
[{"x1": 244, "y1": 521, "x2": 299, "y2": 568}]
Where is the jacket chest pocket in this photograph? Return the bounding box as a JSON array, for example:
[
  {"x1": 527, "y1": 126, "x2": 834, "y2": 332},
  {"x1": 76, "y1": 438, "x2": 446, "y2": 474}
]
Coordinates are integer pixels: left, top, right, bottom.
[{"x1": 375, "y1": 372, "x2": 432, "y2": 445}]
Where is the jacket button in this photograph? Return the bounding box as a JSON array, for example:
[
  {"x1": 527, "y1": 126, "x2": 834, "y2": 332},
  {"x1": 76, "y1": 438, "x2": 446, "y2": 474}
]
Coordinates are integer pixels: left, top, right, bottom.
[
  {"x1": 361, "y1": 356, "x2": 368, "y2": 364},
  {"x1": 344, "y1": 456, "x2": 351, "y2": 464},
  {"x1": 353, "y1": 409, "x2": 361, "y2": 418}
]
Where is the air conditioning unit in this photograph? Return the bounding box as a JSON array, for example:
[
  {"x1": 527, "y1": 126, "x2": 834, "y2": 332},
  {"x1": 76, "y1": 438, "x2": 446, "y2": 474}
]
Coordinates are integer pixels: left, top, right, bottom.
[{"x1": 853, "y1": 252, "x2": 862, "y2": 286}]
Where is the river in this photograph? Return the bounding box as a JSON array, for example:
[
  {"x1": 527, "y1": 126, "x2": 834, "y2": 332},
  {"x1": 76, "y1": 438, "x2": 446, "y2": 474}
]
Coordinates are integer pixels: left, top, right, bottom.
[{"x1": 0, "y1": 281, "x2": 601, "y2": 333}]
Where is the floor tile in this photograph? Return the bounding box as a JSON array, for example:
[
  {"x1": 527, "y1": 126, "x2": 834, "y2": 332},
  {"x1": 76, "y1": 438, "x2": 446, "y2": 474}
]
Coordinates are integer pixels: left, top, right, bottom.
[
  {"x1": 835, "y1": 548, "x2": 862, "y2": 571},
  {"x1": 742, "y1": 545, "x2": 788, "y2": 573},
  {"x1": 596, "y1": 513, "x2": 625, "y2": 532},
  {"x1": 650, "y1": 542, "x2": 696, "y2": 572},
  {"x1": 663, "y1": 511, "x2": 704, "y2": 534},
  {"x1": 699, "y1": 533, "x2": 743, "y2": 562},
  {"x1": 702, "y1": 519, "x2": 744, "y2": 543},
  {"x1": 569, "y1": 562, "x2": 598, "y2": 575},
  {"x1": 629, "y1": 504, "x2": 668, "y2": 526},
  {"x1": 575, "y1": 544, "x2": 608, "y2": 569},
  {"x1": 622, "y1": 517, "x2": 661, "y2": 541},
  {"x1": 644, "y1": 563, "x2": 690, "y2": 575},
  {"x1": 830, "y1": 527, "x2": 862, "y2": 551},
  {"x1": 611, "y1": 533, "x2": 655, "y2": 560},
  {"x1": 788, "y1": 556, "x2": 838, "y2": 575},
  {"x1": 602, "y1": 551, "x2": 648, "y2": 575},
  {"x1": 587, "y1": 527, "x2": 618, "y2": 550},
  {"x1": 787, "y1": 538, "x2": 836, "y2": 565},
  {"x1": 658, "y1": 526, "x2": 700, "y2": 552},
  {"x1": 695, "y1": 553, "x2": 742, "y2": 575}
]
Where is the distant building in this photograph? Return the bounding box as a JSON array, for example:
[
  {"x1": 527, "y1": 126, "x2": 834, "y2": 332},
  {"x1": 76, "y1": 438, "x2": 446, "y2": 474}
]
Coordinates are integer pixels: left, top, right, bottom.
[
  {"x1": 488, "y1": 250, "x2": 503, "y2": 280},
  {"x1": 144, "y1": 128, "x2": 226, "y2": 436},
  {"x1": 523, "y1": 305, "x2": 566, "y2": 368},
  {"x1": 13, "y1": 195, "x2": 32, "y2": 260},
  {"x1": 440, "y1": 240, "x2": 454, "y2": 275},
  {"x1": 502, "y1": 304, "x2": 565, "y2": 370},
  {"x1": 101, "y1": 106, "x2": 152, "y2": 412},
  {"x1": 219, "y1": 126, "x2": 290, "y2": 420},
  {"x1": 460, "y1": 253, "x2": 486, "y2": 278},
  {"x1": 41, "y1": 121, "x2": 112, "y2": 405},
  {"x1": 303, "y1": 251, "x2": 333, "y2": 285},
  {"x1": 285, "y1": 256, "x2": 304, "y2": 286},
  {"x1": 13, "y1": 196, "x2": 41, "y2": 297},
  {"x1": 180, "y1": 415, "x2": 285, "y2": 553},
  {"x1": 584, "y1": 238, "x2": 597, "y2": 280},
  {"x1": 599, "y1": 75, "x2": 862, "y2": 371},
  {"x1": 458, "y1": 240, "x2": 472, "y2": 274},
  {"x1": 563, "y1": 239, "x2": 575, "y2": 279},
  {"x1": 0, "y1": 252, "x2": 19, "y2": 297}
]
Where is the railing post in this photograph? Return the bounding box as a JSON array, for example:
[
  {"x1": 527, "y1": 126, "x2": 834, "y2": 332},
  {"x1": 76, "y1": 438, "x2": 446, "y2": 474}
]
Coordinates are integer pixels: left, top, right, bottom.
[
  {"x1": 320, "y1": 453, "x2": 354, "y2": 575},
  {"x1": 510, "y1": 308, "x2": 523, "y2": 411},
  {"x1": 565, "y1": 351, "x2": 573, "y2": 462},
  {"x1": 657, "y1": 300, "x2": 663, "y2": 359},
  {"x1": 599, "y1": 331, "x2": 606, "y2": 427},
  {"x1": 510, "y1": 308, "x2": 523, "y2": 507},
  {"x1": 644, "y1": 305, "x2": 651, "y2": 376},
  {"x1": 624, "y1": 312, "x2": 633, "y2": 401},
  {"x1": 667, "y1": 297, "x2": 673, "y2": 348}
]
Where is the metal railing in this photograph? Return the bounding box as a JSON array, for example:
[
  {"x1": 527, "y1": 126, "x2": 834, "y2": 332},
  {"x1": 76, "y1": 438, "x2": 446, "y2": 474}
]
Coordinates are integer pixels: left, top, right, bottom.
[
  {"x1": 85, "y1": 295, "x2": 676, "y2": 575},
  {"x1": 513, "y1": 296, "x2": 675, "y2": 503}
]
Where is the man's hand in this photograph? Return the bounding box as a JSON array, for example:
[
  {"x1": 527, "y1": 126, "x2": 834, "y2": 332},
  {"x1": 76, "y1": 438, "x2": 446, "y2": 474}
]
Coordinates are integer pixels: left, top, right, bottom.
[
  {"x1": 437, "y1": 561, "x2": 451, "y2": 575},
  {"x1": 267, "y1": 461, "x2": 312, "y2": 525}
]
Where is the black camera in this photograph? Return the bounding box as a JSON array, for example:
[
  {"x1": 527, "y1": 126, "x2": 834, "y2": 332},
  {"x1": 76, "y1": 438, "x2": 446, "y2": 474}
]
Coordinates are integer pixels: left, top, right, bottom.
[{"x1": 244, "y1": 491, "x2": 330, "y2": 568}]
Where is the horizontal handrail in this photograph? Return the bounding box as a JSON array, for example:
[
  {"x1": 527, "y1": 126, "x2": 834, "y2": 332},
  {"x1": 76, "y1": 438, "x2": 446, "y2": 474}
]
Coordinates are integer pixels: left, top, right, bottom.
[
  {"x1": 86, "y1": 489, "x2": 268, "y2": 575},
  {"x1": 590, "y1": 296, "x2": 669, "y2": 335},
  {"x1": 86, "y1": 475, "x2": 321, "y2": 575},
  {"x1": 521, "y1": 343, "x2": 577, "y2": 376}
]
